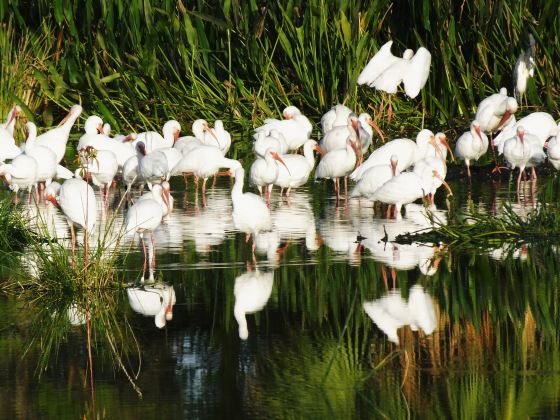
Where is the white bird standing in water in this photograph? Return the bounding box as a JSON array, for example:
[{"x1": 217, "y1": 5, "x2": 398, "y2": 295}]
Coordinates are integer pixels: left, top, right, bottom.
[
  {"x1": 273, "y1": 139, "x2": 320, "y2": 197},
  {"x1": 351, "y1": 129, "x2": 437, "y2": 181},
  {"x1": 22, "y1": 122, "x2": 57, "y2": 195},
  {"x1": 454, "y1": 120, "x2": 488, "y2": 179},
  {"x1": 0, "y1": 149, "x2": 38, "y2": 203},
  {"x1": 350, "y1": 155, "x2": 399, "y2": 201},
  {"x1": 315, "y1": 138, "x2": 359, "y2": 202},
  {"x1": 46, "y1": 178, "x2": 97, "y2": 254},
  {"x1": 503, "y1": 126, "x2": 533, "y2": 194},
  {"x1": 125, "y1": 183, "x2": 168, "y2": 271},
  {"x1": 78, "y1": 146, "x2": 119, "y2": 206},
  {"x1": 231, "y1": 167, "x2": 272, "y2": 258},
  {"x1": 371, "y1": 168, "x2": 452, "y2": 219},
  {"x1": 249, "y1": 148, "x2": 290, "y2": 203},
  {"x1": 36, "y1": 104, "x2": 83, "y2": 163}
]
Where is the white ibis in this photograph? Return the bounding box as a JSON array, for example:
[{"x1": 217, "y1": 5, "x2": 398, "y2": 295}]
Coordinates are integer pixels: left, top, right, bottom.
[
  {"x1": 0, "y1": 151, "x2": 38, "y2": 203},
  {"x1": 253, "y1": 129, "x2": 289, "y2": 158},
  {"x1": 230, "y1": 167, "x2": 272, "y2": 257},
  {"x1": 36, "y1": 104, "x2": 83, "y2": 163},
  {"x1": 137, "y1": 142, "x2": 168, "y2": 189},
  {"x1": 503, "y1": 126, "x2": 533, "y2": 194},
  {"x1": 22, "y1": 122, "x2": 57, "y2": 195},
  {"x1": 513, "y1": 33, "x2": 536, "y2": 104},
  {"x1": 78, "y1": 147, "x2": 118, "y2": 205},
  {"x1": 132, "y1": 119, "x2": 181, "y2": 153},
  {"x1": 454, "y1": 120, "x2": 488, "y2": 179},
  {"x1": 314, "y1": 138, "x2": 359, "y2": 202},
  {"x1": 0, "y1": 105, "x2": 23, "y2": 161},
  {"x1": 255, "y1": 106, "x2": 312, "y2": 151},
  {"x1": 273, "y1": 139, "x2": 319, "y2": 197},
  {"x1": 494, "y1": 112, "x2": 557, "y2": 154},
  {"x1": 125, "y1": 183, "x2": 168, "y2": 271},
  {"x1": 358, "y1": 40, "x2": 431, "y2": 120},
  {"x1": 249, "y1": 148, "x2": 290, "y2": 203},
  {"x1": 370, "y1": 168, "x2": 452, "y2": 218},
  {"x1": 321, "y1": 104, "x2": 352, "y2": 133},
  {"x1": 350, "y1": 129, "x2": 437, "y2": 181},
  {"x1": 46, "y1": 178, "x2": 97, "y2": 254},
  {"x1": 350, "y1": 155, "x2": 399, "y2": 200}
]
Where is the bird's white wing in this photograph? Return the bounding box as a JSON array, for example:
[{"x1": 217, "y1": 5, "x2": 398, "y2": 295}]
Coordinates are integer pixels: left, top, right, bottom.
[
  {"x1": 357, "y1": 41, "x2": 398, "y2": 86},
  {"x1": 371, "y1": 60, "x2": 406, "y2": 94},
  {"x1": 403, "y1": 47, "x2": 431, "y2": 98},
  {"x1": 56, "y1": 164, "x2": 74, "y2": 180}
]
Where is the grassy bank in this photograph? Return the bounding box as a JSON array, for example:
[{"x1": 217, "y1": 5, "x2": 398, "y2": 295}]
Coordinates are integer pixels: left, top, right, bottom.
[{"x1": 1, "y1": 1, "x2": 558, "y2": 137}]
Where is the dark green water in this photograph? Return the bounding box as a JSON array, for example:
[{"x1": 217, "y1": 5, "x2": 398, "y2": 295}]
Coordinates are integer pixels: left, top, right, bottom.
[{"x1": 1, "y1": 169, "x2": 560, "y2": 419}]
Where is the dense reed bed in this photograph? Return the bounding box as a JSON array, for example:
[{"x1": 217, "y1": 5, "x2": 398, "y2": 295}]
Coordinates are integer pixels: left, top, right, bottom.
[{"x1": 1, "y1": 1, "x2": 559, "y2": 138}]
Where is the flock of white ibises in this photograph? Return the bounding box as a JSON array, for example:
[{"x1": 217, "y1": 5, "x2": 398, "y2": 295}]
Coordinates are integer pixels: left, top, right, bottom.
[{"x1": 0, "y1": 39, "x2": 558, "y2": 275}]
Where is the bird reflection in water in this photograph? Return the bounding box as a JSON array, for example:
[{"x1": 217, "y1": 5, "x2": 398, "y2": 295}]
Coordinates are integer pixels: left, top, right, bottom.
[
  {"x1": 234, "y1": 262, "x2": 274, "y2": 340},
  {"x1": 363, "y1": 285, "x2": 436, "y2": 345},
  {"x1": 127, "y1": 270, "x2": 176, "y2": 329}
]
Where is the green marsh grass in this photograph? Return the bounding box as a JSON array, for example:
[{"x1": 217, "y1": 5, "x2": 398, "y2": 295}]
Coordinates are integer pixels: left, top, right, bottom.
[{"x1": 2, "y1": 1, "x2": 559, "y2": 138}]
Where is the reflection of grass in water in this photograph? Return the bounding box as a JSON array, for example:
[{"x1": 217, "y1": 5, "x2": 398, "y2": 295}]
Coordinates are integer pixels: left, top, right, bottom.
[{"x1": 0, "y1": 203, "x2": 143, "y2": 402}]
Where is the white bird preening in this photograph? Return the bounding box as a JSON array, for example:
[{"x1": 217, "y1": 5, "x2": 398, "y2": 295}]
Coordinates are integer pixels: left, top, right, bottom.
[
  {"x1": 315, "y1": 137, "x2": 359, "y2": 203},
  {"x1": 255, "y1": 106, "x2": 312, "y2": 151},
  {"x1": 321, "y1": 104, "x2": 352, "y2": 133},
  {"x1": 249, "y1": 148, "x2": 290, "y2": 204},
  {"x1": 454, "y1": 120, "x2": 488, "y2": 179},
  {"x1": 230, "y1": 167, "x2": 272, "y2": 259},
  {"x1": 358, "y1": 40, "x2": 431, "y2": 122},
  {"x1": 274, "y1": 139, "x2": 320, "y2": 198},
  {"x1": 125, "y1": 183, "x2": 168, "y2": 272},
  {"x1": 234, "y1": 266, "x2": 274, "y2": 340},
  {"x1": 36, "y1": 104, "x2": 83, "y2": 163},
  {"x1": 132, "y1": 119, "x2": 181, "y2": 154},
  {"x1": 46, "y1": 178, "x2": 97, "y2": 255}
]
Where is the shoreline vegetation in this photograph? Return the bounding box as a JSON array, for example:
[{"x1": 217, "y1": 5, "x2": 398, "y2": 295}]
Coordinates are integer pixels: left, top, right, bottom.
[{"x1": 1, "y1": 1, "x2": 557, "y2": 139}]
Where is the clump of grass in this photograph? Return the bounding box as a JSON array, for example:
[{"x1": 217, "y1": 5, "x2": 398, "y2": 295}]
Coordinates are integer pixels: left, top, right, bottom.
[
  {"x1": 0, "y1": 197, "x2": 35, "y2": 251},
  {"x1": 1, "y1": 202, "x2": 143, "y2": 401},
  {"x1": 396, "y1": 203, "x2": 560, "y2": 248}
]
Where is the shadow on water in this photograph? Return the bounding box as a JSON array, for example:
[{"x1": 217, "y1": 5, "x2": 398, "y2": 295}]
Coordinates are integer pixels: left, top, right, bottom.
[{"x1": 1, "y1": 171, "x2": 560, "y2": 418}]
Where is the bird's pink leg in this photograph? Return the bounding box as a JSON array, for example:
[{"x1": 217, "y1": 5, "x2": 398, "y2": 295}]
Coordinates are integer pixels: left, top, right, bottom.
[
  {"x1": 344, "y1": 176, "x2": 348, "y2": 199},
  {"x1": 467, "y1": 165, "x2": 471, "y2": 179},
  {"x1": 202, "y1": 178, "x2": 208, "y2": 195},
  {"x1": 286, "y1": 187, "x2": 291, "y2": 198},
  {"x1": 70, "y1": 224, "x2": 76, "y2": 258},
  {"x1": 194, "y1": 176, "x2": 199, "y2": 193},
  {"x1": 393, "y1": 204, "x2": 399, "y2": 219},
  {"x1": 150, "y1": 232, "x2": 156, "y2": 270},
  {"x1": 183, "y1": 173, "x2": 189, "y2": 190},
  {"x1": 245, "y1": 232, "x2": 251, "y2": 243},
  {"x1": 531, "y1": 167, "x2": 537, "y2": 180},
  {"x1": 212, "y1": 174, "x2": 217, "y2": 188},
  {"x1": 517, "y1": 168, "x2": 524, "y2": 195},
  {"x1": 141, "y1": 235, "x2": 147, "y2": 274}
]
